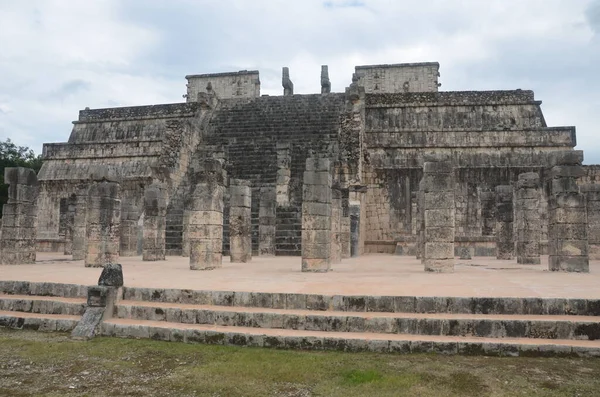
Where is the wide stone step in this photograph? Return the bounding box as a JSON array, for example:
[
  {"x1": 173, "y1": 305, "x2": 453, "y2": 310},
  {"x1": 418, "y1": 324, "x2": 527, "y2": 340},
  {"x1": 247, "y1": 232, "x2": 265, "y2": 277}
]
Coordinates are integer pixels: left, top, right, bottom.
[
  {"x1": 100, "y1": 318, "x2": 600, "y2": 357},
  {"x1": 0, "y1": 294, "x2": 86, "y2": 316},
  {"x1": 0, "y1": 281, "x2": 87, "y2": 298},
  {"x1": 121, "y1": 287, "x2": 600, "y2": 316},
  {"x1": 0, "y1": 310, "x2": 81, "y2": 332},
  {"x1": 114, "y1": 301, "x2": 600, "y2": 340}
]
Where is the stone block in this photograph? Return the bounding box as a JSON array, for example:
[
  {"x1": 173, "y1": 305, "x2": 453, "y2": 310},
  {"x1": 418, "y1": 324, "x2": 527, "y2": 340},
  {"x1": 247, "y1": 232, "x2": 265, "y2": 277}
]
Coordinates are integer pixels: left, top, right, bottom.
[
  {"x1": 549, "y1": 208, "x2": 587, "y2": 224},
  {"x1": 424, "y1": 242, "x2": 454, "y2": 259},
  {"x1": 424, "y1": 209, "x2": 454, "y2": 228},
  {"x1": 421, "y1": 174, "x2": 454, "y2": 192},
  {"x1": 424, "y1": 192, "x2": 454, "y2": 209},
  {"x1": 424, "y1": 258, "x2": 454, "y2": 273},
  {"x1": 549, "y1": 255, "x2": 589, "y2": 272},
  {"x1": 423, "y1": 161, "x2": 453, "y2": 174}
]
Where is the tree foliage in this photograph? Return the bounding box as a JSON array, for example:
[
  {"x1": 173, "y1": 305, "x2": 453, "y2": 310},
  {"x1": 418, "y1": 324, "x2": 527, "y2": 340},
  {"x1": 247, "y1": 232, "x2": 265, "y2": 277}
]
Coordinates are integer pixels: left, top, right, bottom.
[{"x1": 0, "y1": 139, "x2": 43, "y2": 217}]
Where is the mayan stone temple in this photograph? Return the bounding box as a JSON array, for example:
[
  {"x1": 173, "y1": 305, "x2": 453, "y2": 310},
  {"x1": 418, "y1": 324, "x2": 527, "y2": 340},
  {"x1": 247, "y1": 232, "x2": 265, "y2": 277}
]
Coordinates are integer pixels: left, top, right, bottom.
[{"x1": 2, "y1": 62, "x2": 600, "y2": 356}]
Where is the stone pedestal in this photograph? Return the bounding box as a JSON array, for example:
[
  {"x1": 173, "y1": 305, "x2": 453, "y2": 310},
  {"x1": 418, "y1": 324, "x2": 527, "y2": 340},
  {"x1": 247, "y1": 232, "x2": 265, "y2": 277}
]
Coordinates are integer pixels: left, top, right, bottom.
[
  {"x1": 188, "y1": 159, "x2": 226, "y2": 270},
  {"x1": 581, "y1": 184, "x2": 600, "y2": 260},
  {"x1": 515, "y1": 173, "x2": 541, "y2": 264},
  {"x1": 0, "y1": 167, "x2": 39, "y2": 265},
  {"x1": 422, "y1": 161, "x2": 455, "y2": 273},
  {"x1": 142, "y1": 182, "x2": 167, "y2": 261},
  {"x1": 302, "y1": 158, "x2": 332, "y2": 272},
  {"x1": 330, "y1": 187, "x2": 342, "y2": 264},
  {"x1": 85, "y1": 180, "x2": 121, "y2": 268},
  {"x1": 259, "y1": 184, "x2": 276, "y2": 256},
  {"x1": 495, "y1": 185, "x2": 514, "y2": 260},
  {"x1": 229, "y1": 179, "x2": 252, "y2": 263},
  {"x1": 72, "y1": 185, "x2": 88, "y2": 260},
  {"x1": 547, "y1": 152, "x2": 589, "y2": 272}
]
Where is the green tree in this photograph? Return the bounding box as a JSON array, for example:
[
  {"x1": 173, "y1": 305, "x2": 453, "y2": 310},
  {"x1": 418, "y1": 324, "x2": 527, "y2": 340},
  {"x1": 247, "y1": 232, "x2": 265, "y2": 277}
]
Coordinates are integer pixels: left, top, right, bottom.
[{"x1": 0, "y1": 139, "x2": 43, "y2": 217}]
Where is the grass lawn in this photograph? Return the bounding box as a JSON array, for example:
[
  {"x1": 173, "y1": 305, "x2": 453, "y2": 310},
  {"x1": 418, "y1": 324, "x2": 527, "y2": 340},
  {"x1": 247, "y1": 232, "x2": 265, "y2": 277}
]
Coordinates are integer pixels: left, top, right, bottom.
[{"x1": 0, "y1": 328, "x2": 599, "y2": 396}]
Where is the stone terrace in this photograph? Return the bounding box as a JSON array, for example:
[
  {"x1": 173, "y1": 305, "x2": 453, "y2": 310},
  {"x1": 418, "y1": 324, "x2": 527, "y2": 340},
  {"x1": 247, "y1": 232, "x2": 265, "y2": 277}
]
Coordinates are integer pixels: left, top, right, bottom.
[{"x1": 2, "y1": 253, "x2": 600, "y2": 299}]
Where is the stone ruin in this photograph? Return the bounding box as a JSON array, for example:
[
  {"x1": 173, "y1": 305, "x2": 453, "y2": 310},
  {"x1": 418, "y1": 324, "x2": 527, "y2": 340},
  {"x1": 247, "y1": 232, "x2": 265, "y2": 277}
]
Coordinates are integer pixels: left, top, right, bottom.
[{"x1": 1, "y1": 61, "x2": 599, "y2": 273}]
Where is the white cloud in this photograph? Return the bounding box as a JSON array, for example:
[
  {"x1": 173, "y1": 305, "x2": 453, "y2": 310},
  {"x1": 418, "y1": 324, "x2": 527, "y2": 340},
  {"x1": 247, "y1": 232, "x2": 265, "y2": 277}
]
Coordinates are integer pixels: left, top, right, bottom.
[{"x1": 0, "y1": 0, "x2": 598, "y2": 162}]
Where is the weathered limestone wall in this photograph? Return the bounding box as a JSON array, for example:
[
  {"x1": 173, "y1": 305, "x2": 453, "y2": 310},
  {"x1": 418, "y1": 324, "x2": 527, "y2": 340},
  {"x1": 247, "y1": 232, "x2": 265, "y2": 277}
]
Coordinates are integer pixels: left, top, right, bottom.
[
  {"x1": 515, "y1": 173, "x2": 541, "y2": 264},
  {"x1": 356, "y1": 63, "x2": 440, "y2": 93},
  {"x1": 142, "y1": 182, "x2": 167, "y2": 261},
  {"x1": 229, "y1": 179, "x2": 252, "y2": 263},
  {"x1": 85, "y1": 180, "x2": 121, "y2": 268},
  {"x1": 422, "y1": 160, "x2": 455, "y2": 273},
  {"x1": 185, "y1": 70, "x2": 260, "y2": 102},
  {"x1": 495, "y1": 185, "x2": 514, "y2": 260},
  {"x1": 362, "y1": 90, "x2": 573, "y2": 250},
  {"x1": 547, "y1": 152, "x2": 589, "y2": 272},
  {"x1": 0, "y1": 167, "x2": 39, "y2": 264},
  {"x1": 188, "y1": 159, "x2": 226, "y2": 270},
  {"x1": 581, "y1": 184, "x2": 600, "y2": 260},
  {"x1": 302, "y1": 158, "x2": 332, "y2": 272}
]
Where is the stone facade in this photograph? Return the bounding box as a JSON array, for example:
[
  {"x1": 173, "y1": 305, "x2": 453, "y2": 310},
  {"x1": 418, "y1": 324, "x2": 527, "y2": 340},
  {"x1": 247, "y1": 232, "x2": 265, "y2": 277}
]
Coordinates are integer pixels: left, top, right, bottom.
[
  {"x1": 85, "y1": 180, "x2": 121, "y2": 268},
  {"x1": 515, "y1": 173, "x2": 541, "y2": 265},
  {"x1": 0, "y1": 167, "x2": 39, "y2": 264},
  {"x1": 33, "y1": 61, "x2": 598, "y2": 268}
]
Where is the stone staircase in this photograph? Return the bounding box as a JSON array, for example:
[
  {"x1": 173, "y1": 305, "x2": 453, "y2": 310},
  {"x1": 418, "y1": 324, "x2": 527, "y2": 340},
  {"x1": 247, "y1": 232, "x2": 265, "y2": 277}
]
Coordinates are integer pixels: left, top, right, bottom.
[
  {"x1": 0, "y1": 282, "x2": 87, "y2": 332},
  {"x1": 2, "y1": 281, "x2": 600, "y2": 356},
  {"x1": 100, "y1": 287, "x2": 600, "y2": 356}
]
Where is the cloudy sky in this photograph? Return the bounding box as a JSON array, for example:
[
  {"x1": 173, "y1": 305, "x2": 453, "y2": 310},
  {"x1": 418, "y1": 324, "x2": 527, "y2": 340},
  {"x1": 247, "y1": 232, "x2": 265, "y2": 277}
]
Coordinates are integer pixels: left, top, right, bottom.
[{"x1": 0, "y1": 0, "x2": 599, "y2": 162}]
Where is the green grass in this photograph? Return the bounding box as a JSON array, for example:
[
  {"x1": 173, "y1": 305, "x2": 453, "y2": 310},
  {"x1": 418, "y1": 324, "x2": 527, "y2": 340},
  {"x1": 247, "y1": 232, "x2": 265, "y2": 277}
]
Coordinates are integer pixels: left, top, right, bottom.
[{"x1": 0, "y1": 328, "x2": 599, "y2": 396}]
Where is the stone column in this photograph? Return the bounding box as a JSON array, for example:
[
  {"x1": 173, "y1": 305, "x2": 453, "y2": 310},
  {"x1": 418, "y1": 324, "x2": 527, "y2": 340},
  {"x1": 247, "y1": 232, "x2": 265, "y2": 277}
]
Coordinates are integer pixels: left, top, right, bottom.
[
  {"x1": 330, "y1": 187, "x2": 342, "y2": 264},
  {"x1": 515, "y1": 173, "x2": 541, "y2": 264},
  {"x1": 63, "y1": 194, "x2": 76, "y2": 255},
  {"x1": 581, "y1": 184, "x2": 600, "y2": 260},
  {"x1": 276, "y1": 143, "x2": 291, "y2": 207},
  {"x1": 422, "y1": 161, "x2": 455, "y2": 273},
  {"x1": 495, "y1": 185, "x2": 514, "y2": 260},
  {"x1": 85, "y1": 180, "x2": 121, "y2": 268},
  {"x1": 0, "y1": 167, "x2": 38, "y2": 265},
  {"x1": 188, "y1": 159, "x2": 226, "y2": 270},
  {"x1": 72, "y1": 185, "x2": 88, "y2": 260},
  {"x1": 341, "y1": 189, "x2": 351, "y2": 259},
  {"x1": 119, "y1": 200, "x2": 140, "y2": 257},
  {"x1": 479, "y1": 189, "x2": 496, "y2": 236},
  {"x1": 349, "y1": 204, "x2": 360, "y2": 257},
  {"x1": 416, "y1": 180, "x2": 424, "y2": 260},
  {"x1": 142, "y1": 182, "x2": 167, "y2": 261},
  {"x1": 548, "y1": 152, "x2": 589, "y2": 272},
  {"x1": 302, "y1": 158, "x2": 332, "y2": 272},
  {"x1": 229, "y1": 179, "x2": 252, "y2": 263},
  {"x1": 258, "y1": 184, "x2": 276, "y2": 256}
]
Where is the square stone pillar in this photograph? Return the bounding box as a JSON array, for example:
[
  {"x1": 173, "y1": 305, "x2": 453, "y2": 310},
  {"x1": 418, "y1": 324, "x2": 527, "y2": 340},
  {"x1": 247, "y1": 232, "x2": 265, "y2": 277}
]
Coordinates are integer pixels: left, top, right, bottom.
[
  {"x1": 259, "y1": 184, "x2": 276, "y2": 256},
  {"x1": 142, "y1": 182, "x2": 167, "y2": 261},
  {"x1": 416, "y1": 180, "x2": 424, "y2": 260},
  {"x1": 119, "y1": 199, "x2": 140, "y2": 257},
  {"x1": 515, "y1": 173, "x2": 541, "y2": 264},
  {"x1": 229, "y1": 179, "x2": 252, "y2": 263},
  {"x1": 548, "y1": 152, "x2": 589, "y2": 272},
  {"x1": 349, "y1": 204, "x2": 360, "y2": 257},
  {"x1": 276, "y1": 143, "x2": 291, "y2": 207},
  {"x1": 63, "y1": 194, "x2": 76, "y2": 255},
  {"x1": 72, "y1": 185, "x2": 88, "y2": 260},
  {"x1": 85, "y1": 180, "x2": 121, "y2": 268},
  {"x1": 0, "y1": 167, "x2": 39, "y2": 265},
  {"x1": 188, "y1": 159, "x2": 226, "y2": 270},
  {"x1": 302, "y1": 158, "x2": 332, "y2": 272},
  {"x1": 330, "y1": 187, "x2": 343, "y2": 264},
  {"x1": 495, "y1": 185, "x2": 514, "y2": 260},
  {"x1": 581, "y1": 184, "x2": 600, "y2": 260},
  {"x1": 341, "y1": 189, "x2": 351, "y2": 259},
  {"x1": 422, "y1": 161, "x2": 455, "y2": 273}
]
